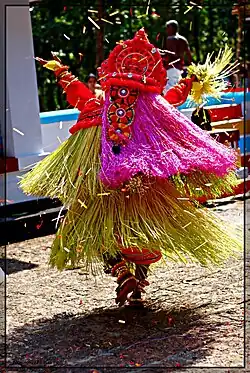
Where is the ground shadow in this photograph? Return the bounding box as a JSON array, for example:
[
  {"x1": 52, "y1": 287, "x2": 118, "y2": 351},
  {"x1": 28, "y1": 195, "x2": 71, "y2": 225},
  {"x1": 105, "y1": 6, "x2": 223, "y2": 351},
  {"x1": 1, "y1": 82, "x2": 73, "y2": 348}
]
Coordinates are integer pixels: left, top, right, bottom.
[
  {"x1": 0, "y1": 259, "x2": 38, "y2": 275},
  {"x1": 6, "y1": 300, "x2": 224, "y2": 372}
]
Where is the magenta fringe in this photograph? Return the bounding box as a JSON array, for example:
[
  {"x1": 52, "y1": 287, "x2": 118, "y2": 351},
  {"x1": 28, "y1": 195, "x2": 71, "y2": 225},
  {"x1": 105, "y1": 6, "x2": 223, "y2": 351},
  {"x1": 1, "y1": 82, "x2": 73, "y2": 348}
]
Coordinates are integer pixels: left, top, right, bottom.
[{"x1": 100, "y1": 92, "x2": 237, "y2": 189}]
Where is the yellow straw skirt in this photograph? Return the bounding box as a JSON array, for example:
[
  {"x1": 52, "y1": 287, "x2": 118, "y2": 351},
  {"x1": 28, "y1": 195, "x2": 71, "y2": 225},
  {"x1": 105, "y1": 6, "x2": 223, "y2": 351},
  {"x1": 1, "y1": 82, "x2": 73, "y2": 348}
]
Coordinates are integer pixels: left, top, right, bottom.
[{"x1": 20, "y1": 126, "x2": 242, "y2": 273}]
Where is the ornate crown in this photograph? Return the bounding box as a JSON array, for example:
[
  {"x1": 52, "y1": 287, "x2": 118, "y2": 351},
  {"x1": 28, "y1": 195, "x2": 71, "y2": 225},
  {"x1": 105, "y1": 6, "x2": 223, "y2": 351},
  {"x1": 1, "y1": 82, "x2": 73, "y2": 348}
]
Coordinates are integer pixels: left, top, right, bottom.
[{"x1": 97, "y1": 29, "x2": 166, "y2": 94}]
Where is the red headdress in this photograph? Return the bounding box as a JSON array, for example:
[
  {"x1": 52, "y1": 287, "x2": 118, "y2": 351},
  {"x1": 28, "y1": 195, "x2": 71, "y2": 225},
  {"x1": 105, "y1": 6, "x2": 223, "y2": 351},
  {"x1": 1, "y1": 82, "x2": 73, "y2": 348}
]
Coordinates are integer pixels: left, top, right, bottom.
[{"x1": 97, "y1": 29, "x2": 166, "y2": 94}]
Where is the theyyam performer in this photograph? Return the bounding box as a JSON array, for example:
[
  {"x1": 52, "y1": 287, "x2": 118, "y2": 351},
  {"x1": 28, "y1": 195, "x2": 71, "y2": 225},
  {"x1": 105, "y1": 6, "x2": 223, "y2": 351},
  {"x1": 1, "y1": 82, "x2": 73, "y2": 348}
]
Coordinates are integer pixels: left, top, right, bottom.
[{"x1": 20, "y1": 29, "x2": 242, "y2": 307}]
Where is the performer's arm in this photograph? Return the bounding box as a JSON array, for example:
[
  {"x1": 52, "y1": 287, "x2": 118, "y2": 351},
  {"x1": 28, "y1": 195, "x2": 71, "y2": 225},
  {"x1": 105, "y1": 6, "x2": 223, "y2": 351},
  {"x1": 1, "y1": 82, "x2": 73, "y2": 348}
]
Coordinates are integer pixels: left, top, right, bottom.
[
  {"x1": 54, "y1": 67, "x2": 94, "y2": 111},
  {"x1": 36, "y1": 56, "x2": 95, "y2": 111},
  {"x1": 164, "y1": 76, "x2": 195, "y2": 107}
]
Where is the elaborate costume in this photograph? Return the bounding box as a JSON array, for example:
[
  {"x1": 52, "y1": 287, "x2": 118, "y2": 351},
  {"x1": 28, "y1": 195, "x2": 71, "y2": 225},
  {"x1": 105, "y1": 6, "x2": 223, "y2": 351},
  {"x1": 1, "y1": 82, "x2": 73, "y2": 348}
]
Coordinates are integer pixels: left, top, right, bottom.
[{"x1": 20, "y1": 30, "x2": 241, "y2": 307}]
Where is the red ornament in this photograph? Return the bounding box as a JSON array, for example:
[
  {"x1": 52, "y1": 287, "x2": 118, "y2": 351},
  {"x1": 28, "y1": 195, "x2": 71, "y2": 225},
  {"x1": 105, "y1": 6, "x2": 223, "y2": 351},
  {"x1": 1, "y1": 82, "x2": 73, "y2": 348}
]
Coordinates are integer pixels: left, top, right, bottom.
[
  {"x1": 98, "y1": 29, "x2": 166, "y2": 94},
  {"x1": 69, "y1": 98, "x2": 103, "y2": 134},
  {"x1": 36, "y1": 220, "x2": 43, "y2": 230},
  {"x1": 107, "y1": 86, "x2": 138, "y2": 146},
  {"x1": 121, "y1": 247, "x2": 162, "y2": 265}
]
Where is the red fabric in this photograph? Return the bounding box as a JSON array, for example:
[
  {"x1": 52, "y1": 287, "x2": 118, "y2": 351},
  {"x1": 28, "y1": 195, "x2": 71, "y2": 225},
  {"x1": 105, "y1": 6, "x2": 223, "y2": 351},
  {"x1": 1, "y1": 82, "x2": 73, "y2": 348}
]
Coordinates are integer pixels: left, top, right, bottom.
[
  {"x1": 208, "y1": 104, "x2": 242, "y2": 122},
  {"x1": 55, "y1": 68, "x2": 95, "y2": 111},
  {"x1": 54, "y1": 68, "x2": 103, "y2": 134},
  {"x1": 121, "y1": 247, "x2": 162, "y2": 265},
  {"x1": 164, "y1": 77, "x2": 195, "y2": 107},
  {"x1": 0, "y1": 157, "x2": 19, "y2": 174},
  {"x1": 69, "y1": 98, "x2": 103, "y2": 134},
  {"x1": 209, "y1": 129, "x2": 240, "y2": 143},
  {"x1": 223, "y1": 88, "x2": 247, "y2": 92},
  {"x1": 100, "y1": 77, "x2": 162, "y2": 94},
  {"x1": 241, "y1": 154, "x2": 250, "y2": 170}
]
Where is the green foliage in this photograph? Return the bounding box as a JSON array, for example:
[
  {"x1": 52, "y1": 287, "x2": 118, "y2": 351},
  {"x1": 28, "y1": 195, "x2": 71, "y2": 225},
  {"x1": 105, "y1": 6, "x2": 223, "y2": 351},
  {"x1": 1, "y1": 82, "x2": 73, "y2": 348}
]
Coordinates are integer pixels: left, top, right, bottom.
[{"x1": 30, "y1": 0, "x2": 242, "y2": 111}]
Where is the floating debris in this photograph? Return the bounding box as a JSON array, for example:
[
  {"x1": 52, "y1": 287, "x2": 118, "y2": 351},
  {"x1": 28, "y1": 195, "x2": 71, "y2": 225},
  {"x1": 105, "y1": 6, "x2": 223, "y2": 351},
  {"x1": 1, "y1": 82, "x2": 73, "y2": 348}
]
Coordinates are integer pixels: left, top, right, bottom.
[
  {"x1": 101, "y1": 18, "x2": 114, "y2": 25},
  {"x1": 194, "y1": 241, "x2": 207, "y2": 251},
  {"x1": 146, "y1": 0, "x2": 151, "y2": 15},
  {"x1": 190, "y1": 1, "x2": 203, "y2": 9},
  {"x1": 158, "y1": 48, "x2": 176, "y2": 55},
  {"x1": 78, "y1": 199, "x2": 87, "y2": 209},
  {"x1": 88, "y1": 16, "x2": 100, "y2": 30},
  {"x1": 182, "y1": 222, "x2": 192, "y2": 229},
  {"x1": 23, "y1": 162, "x2": 38, "y2": 170},
  {"x1": 13, "y1": 128, "x2": 24, "y2": 136},
  {"x1": 109, "y1": 10, "x2": 119, "y2": 17},
  {"x1": 169, "y1": 58, "x2": 181, "y2": 66},
  {"x1": 85, "y1": 168, "x2": 92, "y2": 175},
  {"x1": 184, "y1": 6, "x2": 193, "y2": 14}
]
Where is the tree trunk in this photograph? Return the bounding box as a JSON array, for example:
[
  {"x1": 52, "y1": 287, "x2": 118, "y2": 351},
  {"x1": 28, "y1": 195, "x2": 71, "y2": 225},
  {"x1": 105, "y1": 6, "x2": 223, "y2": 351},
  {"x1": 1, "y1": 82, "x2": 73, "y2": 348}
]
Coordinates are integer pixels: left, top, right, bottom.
[
  {"x1": 96, "y1": 0, "x2": 104, "y2": 67},
  {"x1": 193, "y1": 8, "x2": 201, "y2": 62},
  {"x1": 208, "y1": 0, "x2": 214, "y2": 50}
]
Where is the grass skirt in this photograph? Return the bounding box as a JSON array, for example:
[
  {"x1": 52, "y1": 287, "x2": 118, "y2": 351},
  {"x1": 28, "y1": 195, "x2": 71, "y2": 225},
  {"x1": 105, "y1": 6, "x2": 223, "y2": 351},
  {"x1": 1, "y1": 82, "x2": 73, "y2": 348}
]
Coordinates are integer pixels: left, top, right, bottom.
[
  {"x1": 20, "y1": 126, "x2": 102, "y2": 205},
  {"x1": 50, "y1": 176, "x2": 241, "y2": 273},
  {"x1": 171, "y1": 171, "x2": 239, "y2": 199},
  {"x1": 20, "y1": 126, "x2": 242, "y2": 273}
]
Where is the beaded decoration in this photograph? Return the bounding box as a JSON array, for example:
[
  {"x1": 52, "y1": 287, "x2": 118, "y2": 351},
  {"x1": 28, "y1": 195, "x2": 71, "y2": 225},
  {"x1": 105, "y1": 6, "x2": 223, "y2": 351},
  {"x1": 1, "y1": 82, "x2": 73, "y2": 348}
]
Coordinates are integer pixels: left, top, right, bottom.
[{"x1": 107, "y1": 86, "x2": 139, "y2": 152}]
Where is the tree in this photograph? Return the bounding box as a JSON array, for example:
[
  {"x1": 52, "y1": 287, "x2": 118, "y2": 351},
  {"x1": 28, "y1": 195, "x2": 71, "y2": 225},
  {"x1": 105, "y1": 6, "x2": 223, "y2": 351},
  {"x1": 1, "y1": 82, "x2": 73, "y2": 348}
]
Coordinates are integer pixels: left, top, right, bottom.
[{"x1": 30, "y1": 0, "x2": 244, "y2": 111}]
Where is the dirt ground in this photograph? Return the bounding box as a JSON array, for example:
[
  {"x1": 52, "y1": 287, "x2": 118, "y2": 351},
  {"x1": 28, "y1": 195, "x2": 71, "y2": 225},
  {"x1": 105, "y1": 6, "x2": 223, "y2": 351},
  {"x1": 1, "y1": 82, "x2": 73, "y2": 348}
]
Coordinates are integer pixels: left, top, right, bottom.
[{"x1": 1, "y1": 199, "x2": 249, "y2": 372}]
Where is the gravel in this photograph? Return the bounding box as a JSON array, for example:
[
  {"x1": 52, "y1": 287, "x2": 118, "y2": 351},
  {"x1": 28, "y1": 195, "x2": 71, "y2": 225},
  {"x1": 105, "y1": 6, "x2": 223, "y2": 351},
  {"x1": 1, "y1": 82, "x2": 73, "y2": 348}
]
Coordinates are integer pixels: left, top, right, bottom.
[{"x1": 1, "y1": 199, "x2": 249, "y2": 372}]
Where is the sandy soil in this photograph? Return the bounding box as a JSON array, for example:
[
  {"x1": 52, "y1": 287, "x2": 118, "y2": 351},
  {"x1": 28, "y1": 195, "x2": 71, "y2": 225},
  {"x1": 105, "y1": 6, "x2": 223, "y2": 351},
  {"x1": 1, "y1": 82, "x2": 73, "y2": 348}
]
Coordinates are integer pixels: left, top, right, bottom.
[{"x1": 1, "y1": 199, "x2": 249, "y2": 373}]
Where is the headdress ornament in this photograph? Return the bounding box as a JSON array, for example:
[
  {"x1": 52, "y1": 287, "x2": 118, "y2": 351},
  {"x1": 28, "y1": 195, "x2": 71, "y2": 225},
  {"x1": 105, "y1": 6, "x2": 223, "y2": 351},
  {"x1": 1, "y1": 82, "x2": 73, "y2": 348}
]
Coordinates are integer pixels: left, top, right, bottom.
[{"x1": 97, "y1": 29, "x2": 166, "y2": 94}]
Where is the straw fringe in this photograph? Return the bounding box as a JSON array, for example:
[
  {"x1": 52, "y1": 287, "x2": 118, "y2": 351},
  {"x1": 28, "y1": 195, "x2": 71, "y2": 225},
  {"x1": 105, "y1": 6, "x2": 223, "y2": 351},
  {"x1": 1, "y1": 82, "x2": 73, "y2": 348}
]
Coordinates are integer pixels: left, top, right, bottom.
[
  {"x1": 19, "y1": 126, "x2": 102, "y2": 205},
  {"x1": 171, "y1": 171, "x2": 239, "y2": 199},
  {"x1": 187, "y1": 45, "x2": 239, "y2": 104},
  {"x1": 19, "y1": 125, "x2": 242, "y2": 274},
  {"x1": 49, "y1": 178, "x2": 242, "y2": 273}
]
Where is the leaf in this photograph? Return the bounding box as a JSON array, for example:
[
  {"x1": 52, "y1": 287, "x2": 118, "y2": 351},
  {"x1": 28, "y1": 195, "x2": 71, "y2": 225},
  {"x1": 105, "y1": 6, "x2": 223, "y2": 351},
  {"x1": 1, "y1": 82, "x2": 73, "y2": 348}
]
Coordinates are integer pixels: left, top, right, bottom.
[{"x1": 44, "y1": 60, "x2": 61, "y2": 71}]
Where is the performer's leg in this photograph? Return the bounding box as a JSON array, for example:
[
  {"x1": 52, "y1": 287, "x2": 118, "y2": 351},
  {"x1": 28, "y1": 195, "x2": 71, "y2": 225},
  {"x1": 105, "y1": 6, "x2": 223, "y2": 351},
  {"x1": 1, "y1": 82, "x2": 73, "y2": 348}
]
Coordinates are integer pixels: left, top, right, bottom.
[
  {"x1": 127, "y1": 264, "x2": 150, "y2": 307},
  {"x1": 103, "y1": 252, "x2": 123, "y2": 274},
  {"x1": 133, "y1": 264, "x2": 149, "y2": 299},
  {"x1": 120, "y1": 247, "x2": 161, "y2": 306},
  {"x1": 112, "y1": 260, "x2": 138, "y2": 306},
  {"x1": 135, "y1": 264, "x2": 149, "y2": 280},
  {"x1": 103, "y1": 253, "x2": 138, "y2": 307},
  {"x1": 104, "y1": 243, "x2": 160, "y2": 306}
]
